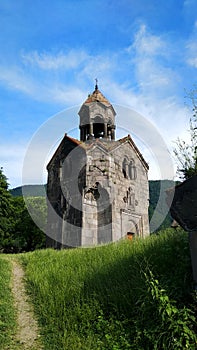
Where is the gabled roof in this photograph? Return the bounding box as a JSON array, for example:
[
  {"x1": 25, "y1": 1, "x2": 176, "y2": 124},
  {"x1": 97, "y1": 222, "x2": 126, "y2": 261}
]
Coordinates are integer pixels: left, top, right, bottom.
[
  {"x1": 82, "y1": 135, "x2": 149, "y2": 170},
  {"x1": 85, "y1": 135, "x2": 149, "y2": 170},
  {"x1": 46, "y1": 134, "x2": 85, "y2": 169},
  {"x1": 115, "y1": 135, "x2": 149, "y2": 170},
  {"x1": 47, "y1": 134, "x2": 149, "y2": 171}
]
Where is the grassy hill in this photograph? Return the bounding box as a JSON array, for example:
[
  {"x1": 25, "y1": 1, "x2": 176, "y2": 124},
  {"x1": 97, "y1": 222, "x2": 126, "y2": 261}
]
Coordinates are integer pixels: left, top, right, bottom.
[
  {"x1": 0, "y1": 228, "x2": 196, "y2": 349},
  {"x1": 18, "y1": 228, "x2": 196, "y2": 350}
]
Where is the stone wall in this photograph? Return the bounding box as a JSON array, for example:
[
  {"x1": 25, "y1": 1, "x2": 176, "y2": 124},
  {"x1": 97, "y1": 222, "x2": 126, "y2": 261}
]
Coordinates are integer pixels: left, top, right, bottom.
[
  {"x1": 46, "y1": 135, "x2": 149, "y2": 248},
  {"x1": 81, "y1": 139, "x2": 149, "y2": 246}
]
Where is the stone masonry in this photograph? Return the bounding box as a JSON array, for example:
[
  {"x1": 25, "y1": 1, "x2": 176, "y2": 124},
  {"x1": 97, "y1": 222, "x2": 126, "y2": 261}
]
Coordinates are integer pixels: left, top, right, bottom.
[{"x1": 46, "y1": 84, "x2": 150, "y2": 248}]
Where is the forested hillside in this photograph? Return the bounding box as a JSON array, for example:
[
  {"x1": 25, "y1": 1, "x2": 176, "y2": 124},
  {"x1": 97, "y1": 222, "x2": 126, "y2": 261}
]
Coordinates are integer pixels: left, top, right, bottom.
[
  {"x1": 0, "y1": 168, "x2": 46, "y2": 253},
  {"x1": 149, "y1": 180, "x2": 174, "y2": 231},
  {"x1": 0, "y1": 178, "x2": 176, "y2": 253},
  {"x1": 10, "y1": 184, "x2": 46, "y2": 197},
  {"x1": 10, "y1": 180, "x2": 175, "y2": 231}
]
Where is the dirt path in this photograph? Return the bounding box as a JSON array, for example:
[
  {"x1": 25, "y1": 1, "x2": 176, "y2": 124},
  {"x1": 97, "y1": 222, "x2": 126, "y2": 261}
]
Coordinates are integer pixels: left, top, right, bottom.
[{"x1": 11, "y1": 259, "x2": 43, "y2": 350}]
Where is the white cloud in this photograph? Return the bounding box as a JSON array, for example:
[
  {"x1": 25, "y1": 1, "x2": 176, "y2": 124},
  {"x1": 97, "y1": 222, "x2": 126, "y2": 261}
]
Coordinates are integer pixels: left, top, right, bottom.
[
  {"x1": 185, "y1": 21, "x2": 197, "y2": 68},
  {"x1": 0, "y1": 49, "x2": 120, "y2": 106},
  {"x1": 186, "y1": 37, "x2": 197, "y2": 67},
  {"x1": 0, "y1": 63, "x2": 87, "y2": 105},
  {"x1": 107, "y1": 81, "x2": 189, "y2": 145},
  {"x1": 128, "y1": 25, "x2": 179, "y2": 94},
  {"x1": 0, "y1": 66, "x2": 36, "y2": 95},
  {"x1": 21, "y1": 50, "x2": 89, "y2": 70},
  {"x1": 129, "y1": 24, "x2": 167, "y2": 57},
  {"x1": 46, "y1": 84, "x2": 86, "y2": 105},
  {"x1": 0, "y1": 23, "x2": 193, "y2": 185},
  {"x1": 79, "y1": 54, "x2": 115, "y2": 81}
]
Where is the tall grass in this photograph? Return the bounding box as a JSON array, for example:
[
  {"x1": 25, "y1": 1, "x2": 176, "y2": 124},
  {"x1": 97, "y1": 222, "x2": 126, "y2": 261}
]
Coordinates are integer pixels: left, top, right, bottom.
[
  {"x1": 21, "y1": 228, "x2": 197, "y2": 349},
  {"x1": 0, "y1": 257, "x2": 19, "y2": 350}
]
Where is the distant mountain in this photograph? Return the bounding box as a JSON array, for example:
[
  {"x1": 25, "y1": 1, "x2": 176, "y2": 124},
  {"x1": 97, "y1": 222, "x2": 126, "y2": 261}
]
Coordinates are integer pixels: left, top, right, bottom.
[
  {"x1": 10, "y1": 180, "x2": 175, "y2": 199},
  {"x1": 148, "y1": 180, "x2": 175, "y2": 231},
  {"x1": 10, "y1": 180, "x2": 175, "y2": 231},
  {"x1": 10, "y1": 184, "x2": 47, "y2": 197},
  {"x1": 10, "y1": 180, "x2": 176, "y2": 231}
]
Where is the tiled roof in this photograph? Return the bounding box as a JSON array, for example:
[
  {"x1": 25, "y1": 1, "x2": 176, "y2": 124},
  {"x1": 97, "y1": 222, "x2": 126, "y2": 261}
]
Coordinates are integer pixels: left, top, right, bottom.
[{"x1": 84, "y1": 87, "x2": 111, "y2": 106}]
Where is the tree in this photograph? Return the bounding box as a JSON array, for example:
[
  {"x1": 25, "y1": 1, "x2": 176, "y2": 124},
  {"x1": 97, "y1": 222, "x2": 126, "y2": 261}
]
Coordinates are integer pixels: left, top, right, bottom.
[
  {"x1": 173, "y1": 91, "x2": 197, "y2": 180},
  {"x1": 0, "y1": 167, "x2": 46, "y2": 253},
  {"x1": 0, "y1": 167, "x2": 15, "y2": 251},
  {"x1": 12, "y1": 196, "x2": 46, "y2": 252}
]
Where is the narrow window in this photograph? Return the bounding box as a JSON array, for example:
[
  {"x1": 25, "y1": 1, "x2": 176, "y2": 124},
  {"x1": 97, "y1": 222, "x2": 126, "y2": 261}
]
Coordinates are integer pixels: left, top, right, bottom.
[
  {"x1": 122, "y1": 158, "x2": 128, "y2": 178},
  {"x1": 129, "y1": 160, "x2": 137, "y2": 180}
]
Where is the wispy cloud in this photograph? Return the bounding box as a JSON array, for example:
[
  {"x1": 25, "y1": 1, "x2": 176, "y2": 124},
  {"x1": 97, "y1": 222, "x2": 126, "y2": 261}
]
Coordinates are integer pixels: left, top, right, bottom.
[
  {"x1": 0, "y1": 49, "x2": 119, "y2": 105},
  {"x1": 21, "y1": 50, "x2": 89, "y2": 70},
  {"x1": 129, "y1": 24, "x2": 167, "y2": 57},
  {"x1": 0, "y1": 24, "x2": 189, "y2": 138},
  {"x1": 1, "y1": 0, "x2": 197, "y2": 187},
  {"x1": 0, "y1": 63, "x2": 86, "y2": 105},
  {"x1": 46, "y1": 84, "x2": 86, "y2": 105},
  {"x1": 0, "y1": 23, "x2": 193, "y2": 179},
  {"x1": 186, "y1": 21, "x2": 197, "y2": 68},
  {"x1": 0, "y1": 65, "x2": 36, "y2": 95},
  {"x1": 127, "y1": 24, "x2": 179, "y2": 94}
]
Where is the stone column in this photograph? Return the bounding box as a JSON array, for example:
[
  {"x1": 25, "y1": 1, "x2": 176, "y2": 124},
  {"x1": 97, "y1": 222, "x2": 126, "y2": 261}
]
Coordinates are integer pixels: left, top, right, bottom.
[
  {"x1": 104, "y1": 123, "x2": 108, "y2": 139},
  {"x1": 80, "y1": 126, "x2": 85, "y2": 141},
  {"x1": 80, "y1": 126, "x2": 83, "y2": 141},
  {"x1": 111, "y1": 128, "x2": 115, "y2": 140},
  {"x1": 125, "y1": 162, "x2": 129, "y2": 178},
  {"x1": 89, "y1": 123, "x2": 93, "y2": 139}
]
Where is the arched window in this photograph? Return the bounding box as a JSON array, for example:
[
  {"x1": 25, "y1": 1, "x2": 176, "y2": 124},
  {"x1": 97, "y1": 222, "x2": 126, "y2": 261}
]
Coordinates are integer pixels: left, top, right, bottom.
[
  {"x1": 93, "y1": 116, "x2": 104, "y2": 138},
  {"x1": 122, "y1": 158, "x2": 128, "y2": 178},
  {"x1": 129, "y1": 160, "x2": 137, "y2": 180}
]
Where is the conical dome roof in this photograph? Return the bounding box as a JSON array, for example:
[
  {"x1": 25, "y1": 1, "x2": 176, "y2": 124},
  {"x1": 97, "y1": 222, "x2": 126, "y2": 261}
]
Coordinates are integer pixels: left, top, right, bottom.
[{"x1": 84, "y1": 84, "x2": 111, "y2": 106}]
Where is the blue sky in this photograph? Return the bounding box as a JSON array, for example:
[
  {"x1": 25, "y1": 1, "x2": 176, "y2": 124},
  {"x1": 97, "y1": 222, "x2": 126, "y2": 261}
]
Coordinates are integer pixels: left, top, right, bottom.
[{"x1": 1, "y1": 0, "x2": 197, "y2": 187}]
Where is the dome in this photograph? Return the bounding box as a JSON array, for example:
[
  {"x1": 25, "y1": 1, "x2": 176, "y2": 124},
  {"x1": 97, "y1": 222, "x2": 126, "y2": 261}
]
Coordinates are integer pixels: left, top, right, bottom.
[{"x1": 84, "y1": 84, "x2": 111, "y2": 106}]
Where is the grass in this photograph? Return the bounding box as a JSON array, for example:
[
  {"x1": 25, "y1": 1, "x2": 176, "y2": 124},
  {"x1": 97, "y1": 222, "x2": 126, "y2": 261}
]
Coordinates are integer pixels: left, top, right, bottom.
[
  {"x1": 0, "y1": 256, "x2": 20, "y2": 350},
  {"x1": 20, "y1": 228, "x2": 197, "y2": 350}
]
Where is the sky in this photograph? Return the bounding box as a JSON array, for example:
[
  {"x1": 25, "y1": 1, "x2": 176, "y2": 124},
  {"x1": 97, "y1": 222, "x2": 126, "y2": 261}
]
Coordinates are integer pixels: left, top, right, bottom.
[{"x1": 1, "y1": 0, "x2": 197, "y2": 188}]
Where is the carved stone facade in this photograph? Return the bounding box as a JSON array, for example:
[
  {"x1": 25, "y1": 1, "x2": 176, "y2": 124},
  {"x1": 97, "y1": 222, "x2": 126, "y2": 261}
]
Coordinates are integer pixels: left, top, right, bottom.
[{"x1": 46, "y1": 85, "x2": 150, "y2": 248}]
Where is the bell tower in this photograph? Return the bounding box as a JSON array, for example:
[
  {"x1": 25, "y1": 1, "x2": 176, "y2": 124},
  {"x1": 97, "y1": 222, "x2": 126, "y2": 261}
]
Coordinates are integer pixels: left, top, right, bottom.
[
  {"x1": 46, "y1": 82, "x2": 150, "y2": 248},
  {"x1": 78, "y1": 82, "x2": 116, "y2": 141}
]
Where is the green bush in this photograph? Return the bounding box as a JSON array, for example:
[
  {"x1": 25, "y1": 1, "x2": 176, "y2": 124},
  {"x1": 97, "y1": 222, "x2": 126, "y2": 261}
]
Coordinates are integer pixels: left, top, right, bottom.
[{"x1": 133, "y1": 269, "x2": 196, "y2": 349}]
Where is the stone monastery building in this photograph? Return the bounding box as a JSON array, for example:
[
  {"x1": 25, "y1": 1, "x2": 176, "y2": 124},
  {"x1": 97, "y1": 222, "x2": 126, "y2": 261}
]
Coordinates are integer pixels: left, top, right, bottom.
[{"x1": 46, "y1": 83, "x2": 150, "y2": 248}]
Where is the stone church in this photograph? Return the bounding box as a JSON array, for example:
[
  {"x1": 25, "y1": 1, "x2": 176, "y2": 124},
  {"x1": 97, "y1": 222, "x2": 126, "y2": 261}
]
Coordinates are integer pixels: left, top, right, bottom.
[{"x1": 46, "y1": 83, "x2": 150, "y2": 248}]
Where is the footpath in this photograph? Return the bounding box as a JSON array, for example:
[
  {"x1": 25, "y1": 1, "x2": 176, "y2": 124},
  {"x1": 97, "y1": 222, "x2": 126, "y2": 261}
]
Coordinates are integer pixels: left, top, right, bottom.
[{"x1": 11, "y1": 259, "x2": 43, "y2": 350}]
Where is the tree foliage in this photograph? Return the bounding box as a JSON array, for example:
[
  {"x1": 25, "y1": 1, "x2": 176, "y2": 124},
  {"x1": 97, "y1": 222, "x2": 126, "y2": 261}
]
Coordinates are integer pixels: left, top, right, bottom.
[
  {"x1": 11, "y1": 197, "x2": 46, "y2": 253},
  {"x1": 0, "y1": 167, "x2": 46, "y2": 253},
  {"x1": 173, "y1": 91, "x2": 197, "y2": 180},
  {"x1": 149, "y1": 180, "x2": 174, "y2": 232},
  {"x1": 0, "y1": 167, "x2": 14, "y2": 250}
]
